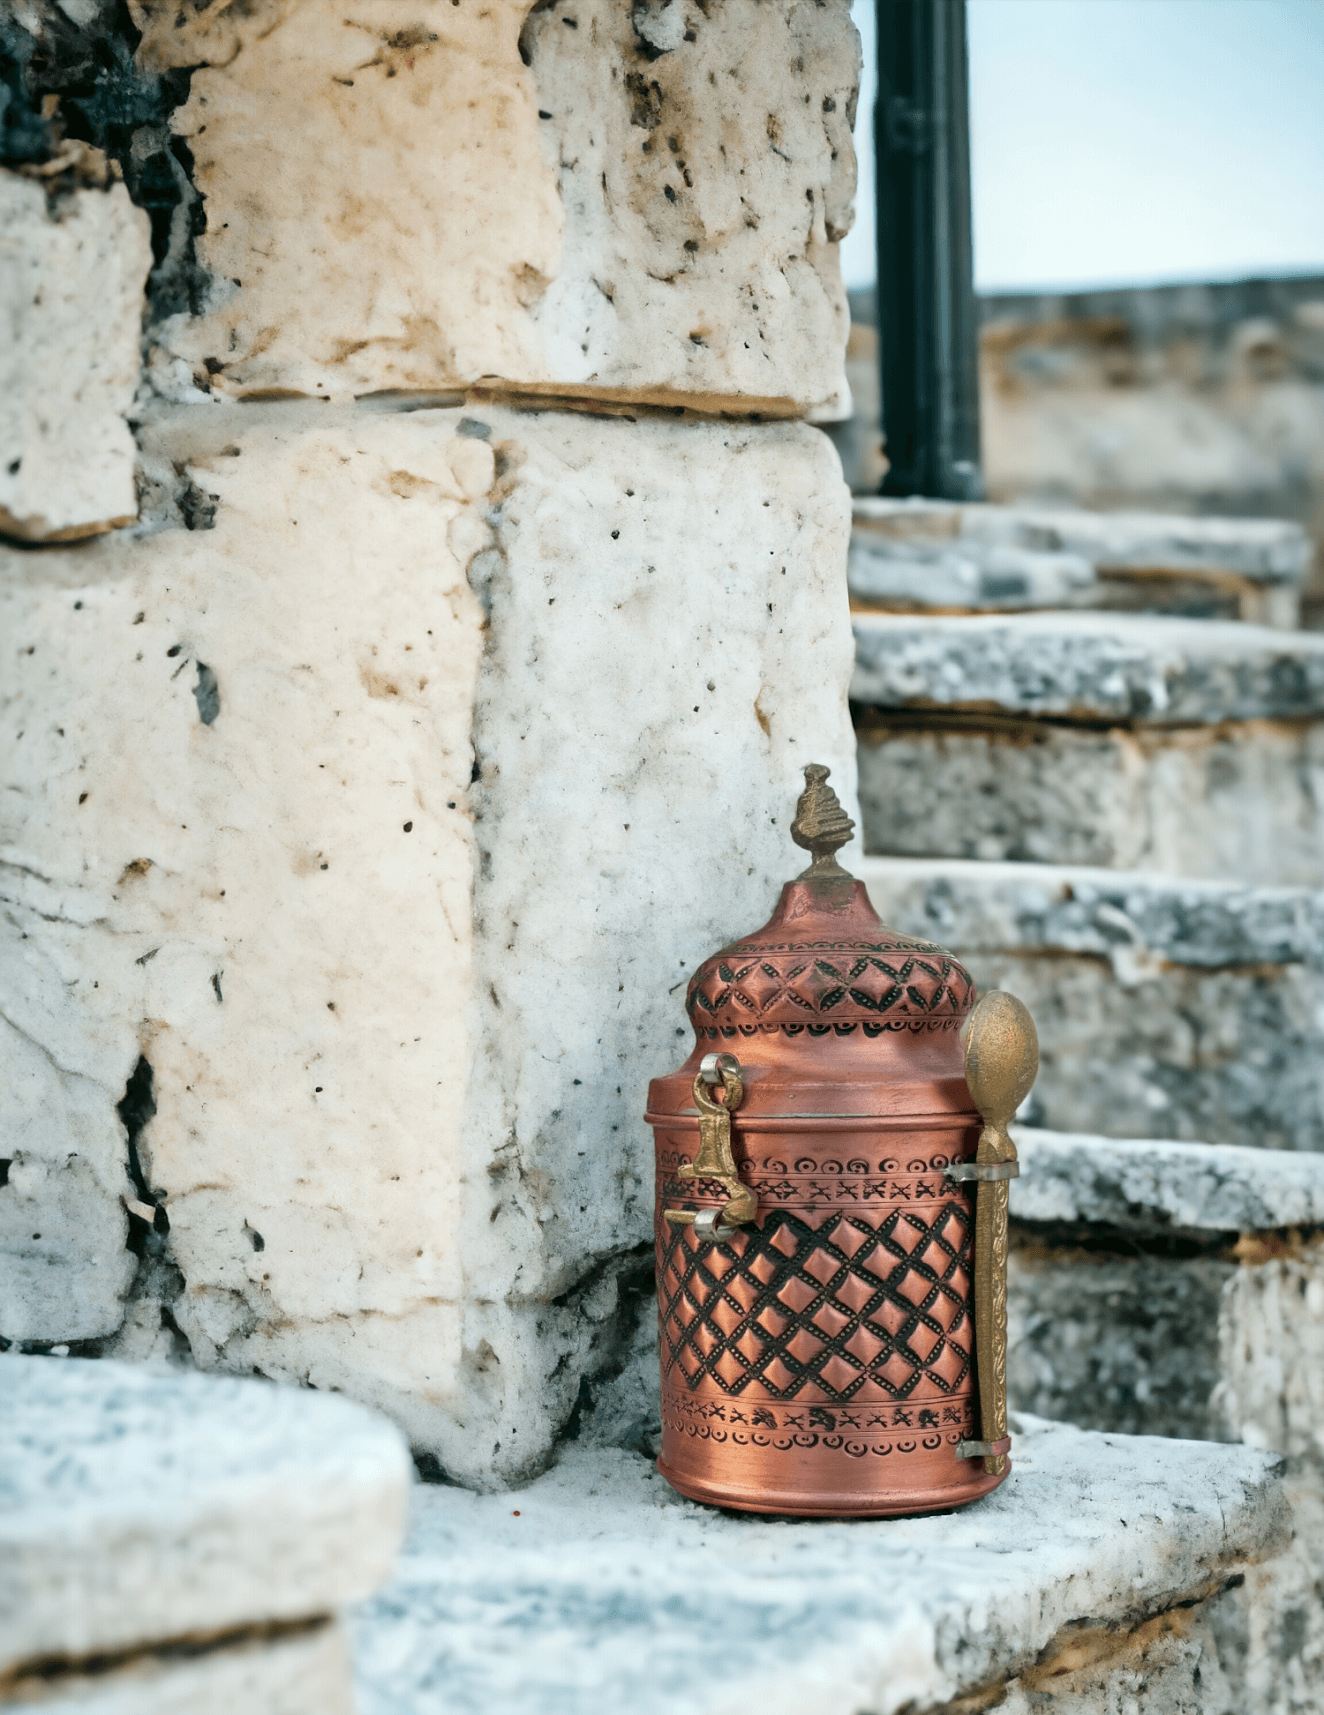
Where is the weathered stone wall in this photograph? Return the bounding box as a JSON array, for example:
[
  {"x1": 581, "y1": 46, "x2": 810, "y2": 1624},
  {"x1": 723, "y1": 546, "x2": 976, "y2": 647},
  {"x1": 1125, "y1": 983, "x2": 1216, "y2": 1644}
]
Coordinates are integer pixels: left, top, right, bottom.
[
  {"x1": 0, "y1": 0, "x2": 862, "y2": 1488},
  {"x1": 840, "y1": 275, "x2": 1324, "y2": 622},
  {"x1": 125, "y1": 0, "x2": 854, "y2": 414},
  {"x1": 977, "y1": 277, "x2": 1324, "y2": 621}
]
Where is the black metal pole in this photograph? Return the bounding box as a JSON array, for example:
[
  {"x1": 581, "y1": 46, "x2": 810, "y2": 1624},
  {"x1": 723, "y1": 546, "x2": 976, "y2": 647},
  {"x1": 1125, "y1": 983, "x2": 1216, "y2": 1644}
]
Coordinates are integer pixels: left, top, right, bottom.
[{"x1": 874, "y1": 0, "x2": 982, "y2": 499}]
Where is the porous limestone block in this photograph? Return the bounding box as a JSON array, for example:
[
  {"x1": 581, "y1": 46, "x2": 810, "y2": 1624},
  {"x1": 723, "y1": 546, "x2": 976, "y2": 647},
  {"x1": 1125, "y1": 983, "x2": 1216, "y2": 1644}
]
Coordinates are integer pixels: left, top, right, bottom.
[
  {"x1": 0, "y1": 1355, "x2": 410, "y2": 1674},
  {"x1": 519, "y1": 0, "x2": 857, "y2": 414},
  {"x1": 0, "y1": 164, "x2": 151, "y2": 542},
  {"x1": 0, "y1": 400, "x2": 854, "y2": 1483},
  {"x1": 350, "y1": 1421, "x2": 1285, "y2": 1715},
  {"x1": 856, "y1": 716, "x2": 1324, "y2": 885},
  {"x1": 851, "y1": 612, "x2": 1324, "y2": 724},
  {"x1": 860, "y1": 858, "x2": 1324, "y2": 1150},
  {"x1": 134, "y1": 0, "x2": 858, "y2": 413}
]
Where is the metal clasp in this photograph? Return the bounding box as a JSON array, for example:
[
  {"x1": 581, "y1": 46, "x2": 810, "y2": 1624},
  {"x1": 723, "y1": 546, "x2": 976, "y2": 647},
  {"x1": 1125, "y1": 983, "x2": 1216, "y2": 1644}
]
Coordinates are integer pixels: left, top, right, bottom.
[
  {"x1": 945, "y1": 1159, "x2": 1021, "y2": 1184},
  {"x1": 664, "y1": 1053, "x2": 756, "y2": 1242}
]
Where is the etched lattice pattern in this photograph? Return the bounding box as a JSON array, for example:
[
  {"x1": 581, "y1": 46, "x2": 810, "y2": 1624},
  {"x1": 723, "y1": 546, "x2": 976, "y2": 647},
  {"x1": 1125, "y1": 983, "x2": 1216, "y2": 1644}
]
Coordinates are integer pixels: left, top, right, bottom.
[
  {"x1": 658, "y1": 1205, "x2": 973, "y2": 1401},
  {"x1": 687, "y1": 953, "x2": 973, "y2": 1030}
]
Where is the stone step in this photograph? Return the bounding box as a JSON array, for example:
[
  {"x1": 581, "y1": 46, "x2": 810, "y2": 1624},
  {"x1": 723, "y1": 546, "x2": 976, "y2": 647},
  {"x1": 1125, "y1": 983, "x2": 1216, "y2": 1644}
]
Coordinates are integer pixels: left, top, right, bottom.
[
  {"x1": 859, "y1": 856, "x2": 1324, "y2": 1151},
  {"x1": 851, "y1": 498, "x2": 1310, "y2": 626},
  {"x1": 1006, "y1": 1128, "x2": 1324, "y2": 1704},
  {"x1": 1, "y1": 1355, "x2": 409, "y2": 1711},
  {"x1": 352, "y1": 1429, "x2": 1284, "y2": 1715},
  {"x1": 1008, "y1": 1127, "x2": 1324, "y2": 1445},
  {"x1": 853, "y1": 613, "x2": 1324, "y2": 885}
]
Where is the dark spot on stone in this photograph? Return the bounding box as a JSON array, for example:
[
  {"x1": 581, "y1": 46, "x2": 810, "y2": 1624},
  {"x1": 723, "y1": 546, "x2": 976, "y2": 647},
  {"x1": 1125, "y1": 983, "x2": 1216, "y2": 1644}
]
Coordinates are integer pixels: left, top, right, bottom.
[
  {"x1": 166, "y1": 644, "x2": 182, "y2": 658},
  {"x1": 117, "y1": 1056, "x2": 169, "y2": 1239},
  {"x1": 456, "y1": 417, "x2": 492, "y2": 439},
  {"x1": 6, "y1": 458, "x2": 19, "y2": 475},
  {"x1": 611, "y1": 529, "x2": 620, "y2": 539},
  {"x1": 193, "y1": 661, "x2": 220, "y2": 724},
  {"x1": 403, "y1": 821, "x2": 414, "y2": 832},
  {"x1": 73, "y1": 601, "x2": 82, "y2": 610},
  {"x1": 78, "y1": 792, "x2": 88, "y2": 804},
  {"x1": 663, "y1": 183, "x2": 676, "y2": 202},
  {"x1": 180, "y1": 483, "x2": 218, "y2": 530},
  {"x1": 211, "y1": 971, "x2": 223, "y2": 1003},
  {"x1": 247, "y1": 1225, "x2": 265, "y2": 1252}
]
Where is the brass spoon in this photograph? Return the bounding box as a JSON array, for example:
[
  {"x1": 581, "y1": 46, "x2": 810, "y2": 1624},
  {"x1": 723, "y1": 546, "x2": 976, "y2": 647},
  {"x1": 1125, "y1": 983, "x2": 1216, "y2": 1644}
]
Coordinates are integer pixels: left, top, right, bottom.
[{"x1": 963, "y1": 991, "x2": 1039, "y2": 1476}]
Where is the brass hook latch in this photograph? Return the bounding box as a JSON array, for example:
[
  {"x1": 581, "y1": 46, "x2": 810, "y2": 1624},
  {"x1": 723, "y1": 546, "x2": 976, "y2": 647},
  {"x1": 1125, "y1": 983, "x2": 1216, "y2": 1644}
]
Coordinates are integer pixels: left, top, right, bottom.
[{"x1": 664, "y1": 1053, "x2": 756, "y2": 1242}]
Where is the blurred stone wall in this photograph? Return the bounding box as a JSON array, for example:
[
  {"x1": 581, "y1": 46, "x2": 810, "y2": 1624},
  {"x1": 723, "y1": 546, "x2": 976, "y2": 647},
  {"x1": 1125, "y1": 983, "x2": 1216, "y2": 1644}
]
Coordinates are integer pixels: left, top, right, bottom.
[{"x1": 839, "y1": 276, "x2": 1324, "y2": 624}]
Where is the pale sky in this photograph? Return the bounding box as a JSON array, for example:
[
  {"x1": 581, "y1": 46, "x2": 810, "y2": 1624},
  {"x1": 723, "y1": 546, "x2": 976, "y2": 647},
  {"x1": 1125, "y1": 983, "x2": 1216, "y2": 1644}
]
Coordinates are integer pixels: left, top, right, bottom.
[{"x1": 841, "y1": 0, "x2": 1324, "y2": 293}]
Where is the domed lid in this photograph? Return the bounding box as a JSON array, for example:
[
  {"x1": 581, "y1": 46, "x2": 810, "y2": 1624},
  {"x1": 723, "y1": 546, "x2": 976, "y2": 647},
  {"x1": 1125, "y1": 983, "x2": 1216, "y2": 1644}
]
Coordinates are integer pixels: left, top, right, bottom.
[{"x1": 686, "y1": 765, "x2": 975, "y2": 1043}]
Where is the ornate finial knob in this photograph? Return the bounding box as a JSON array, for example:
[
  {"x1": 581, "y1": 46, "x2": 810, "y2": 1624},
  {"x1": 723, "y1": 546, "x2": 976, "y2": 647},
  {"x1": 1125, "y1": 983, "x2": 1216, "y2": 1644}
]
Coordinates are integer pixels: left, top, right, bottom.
[{"x1": 790, "y1": 763, "x2": 856, "y2": 879}]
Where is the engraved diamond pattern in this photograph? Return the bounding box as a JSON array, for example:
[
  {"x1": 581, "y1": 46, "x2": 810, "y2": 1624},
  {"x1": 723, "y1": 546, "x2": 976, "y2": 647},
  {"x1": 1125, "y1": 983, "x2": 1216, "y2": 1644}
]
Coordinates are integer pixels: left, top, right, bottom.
[
  {"x1": 688, "y1": 952, "x2": 972, "y2": 1029},
  {"x1": 658, "y1": 1204, "x2": 973, "y2": 1401}
]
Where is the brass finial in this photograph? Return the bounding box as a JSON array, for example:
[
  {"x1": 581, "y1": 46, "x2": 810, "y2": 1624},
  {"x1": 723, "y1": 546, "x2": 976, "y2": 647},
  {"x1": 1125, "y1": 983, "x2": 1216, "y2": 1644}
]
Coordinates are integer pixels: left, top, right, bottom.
[{"x1": 790, "y1": 763, "x2": 855, "y2": 879}]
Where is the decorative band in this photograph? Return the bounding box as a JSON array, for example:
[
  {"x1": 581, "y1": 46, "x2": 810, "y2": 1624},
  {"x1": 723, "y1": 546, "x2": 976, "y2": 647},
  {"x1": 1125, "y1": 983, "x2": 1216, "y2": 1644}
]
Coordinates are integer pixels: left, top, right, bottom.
[
  {"x1": 662, "y1": 1412, "x2": 971, "y2": 1460},
  {"x1": 694, "y1": 1019, "x2": 962, "y2": 1039}
]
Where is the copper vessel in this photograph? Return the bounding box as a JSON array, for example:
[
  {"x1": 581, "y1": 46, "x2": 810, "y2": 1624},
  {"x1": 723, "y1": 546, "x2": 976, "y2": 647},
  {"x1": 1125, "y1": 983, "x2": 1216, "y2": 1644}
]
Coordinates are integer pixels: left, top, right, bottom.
[{"x1": 645, "y1": 766, "x2": 1037, "y2": 1517}]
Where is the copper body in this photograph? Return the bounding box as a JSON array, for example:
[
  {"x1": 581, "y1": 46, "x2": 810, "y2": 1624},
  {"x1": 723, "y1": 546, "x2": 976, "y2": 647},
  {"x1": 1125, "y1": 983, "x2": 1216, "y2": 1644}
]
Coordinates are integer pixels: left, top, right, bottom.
[{"x1": 646, "y1": 874, "x2": 1006, "y2": 1517}]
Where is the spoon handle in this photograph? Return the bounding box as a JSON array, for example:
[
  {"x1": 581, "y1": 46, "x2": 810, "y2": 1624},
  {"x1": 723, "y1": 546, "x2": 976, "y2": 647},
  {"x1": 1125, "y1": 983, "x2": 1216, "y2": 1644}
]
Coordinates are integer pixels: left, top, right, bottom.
[{"x1": 973, "y1": 1118, "x2": 1016, "y2": 1475}]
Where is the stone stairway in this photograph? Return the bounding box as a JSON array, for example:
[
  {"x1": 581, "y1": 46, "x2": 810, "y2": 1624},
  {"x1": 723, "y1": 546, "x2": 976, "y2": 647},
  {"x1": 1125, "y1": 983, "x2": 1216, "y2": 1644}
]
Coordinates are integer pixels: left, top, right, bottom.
[{"x1": 850, "y1": 497, "x2": 1324, "y2": 1711}]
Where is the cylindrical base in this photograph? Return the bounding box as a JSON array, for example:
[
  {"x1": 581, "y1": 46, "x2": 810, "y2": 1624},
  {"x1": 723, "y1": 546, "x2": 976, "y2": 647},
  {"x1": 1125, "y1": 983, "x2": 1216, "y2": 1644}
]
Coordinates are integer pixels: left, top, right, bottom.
[
  {"x1": 657, "y1": 1404, "x2": 1007, "y2": 1518},
  {"x1": 657, "y1": 1454, "x2": 1007, "y2": 1517}
]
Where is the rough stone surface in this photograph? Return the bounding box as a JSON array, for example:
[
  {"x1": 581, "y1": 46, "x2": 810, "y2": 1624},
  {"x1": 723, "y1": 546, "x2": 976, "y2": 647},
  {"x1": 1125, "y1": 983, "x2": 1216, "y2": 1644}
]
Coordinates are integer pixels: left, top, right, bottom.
[
  {"x1": 849, "y1": 529, "x2": 1095, "y2": 612},
  {"x1": 0, "y1": 1354, "x2": 410, "y2": 1673},
  {"x1": 6, "y1": 1623, "x2": 353, "y2": 1715},
  {"x1": 1213, "y1": 1243, "x2": 1324, "y2": 1715},
  {"x1": 1007, "y1": 1139, "x2": 1324, "y2": 1443},
  {"x1": 0, "y1": 400, "x2": 854, "y2": 1483},
  {"x1": 975, "y1": 278, "x2": 1324, "y2": 620},
  {"x1": 0, "y1": 165, "x2": 150, "y2": 543},
  {"x1": 856, "y1": 715, "x2": 1324, "y2": 885},
  {"x1": 1008, "y1": 1244, "x2": 1233, "y2": 1443},
  {"x1": 350, "y1": 1419, "x2": 1285, "y2": 1715},
  {"x1": 851, "y1": 612, "x2": 1324, "y2": 724},
  {"x1": 850, "y1": 499, "x2": 1310, "y2": 626},
  {"x1": 851, "y1": 498, "x2": 1310, "y2": 583},
  {"x1": 859, "y1": 858, "x2": 1324, "y2": 1150},
  {"x1": 134, "y1": 0, "x2": 857, "y2": 413},
  {"x1": 1214, "y1": 1237, "x2": 1324, "y2": 1469},
  {"x1": 521, "y1": 0, "x2": 858, "y2": 415},
  {"x1": 1012, "y1": 1131, "x2": 1324, "y2": 1237}
]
